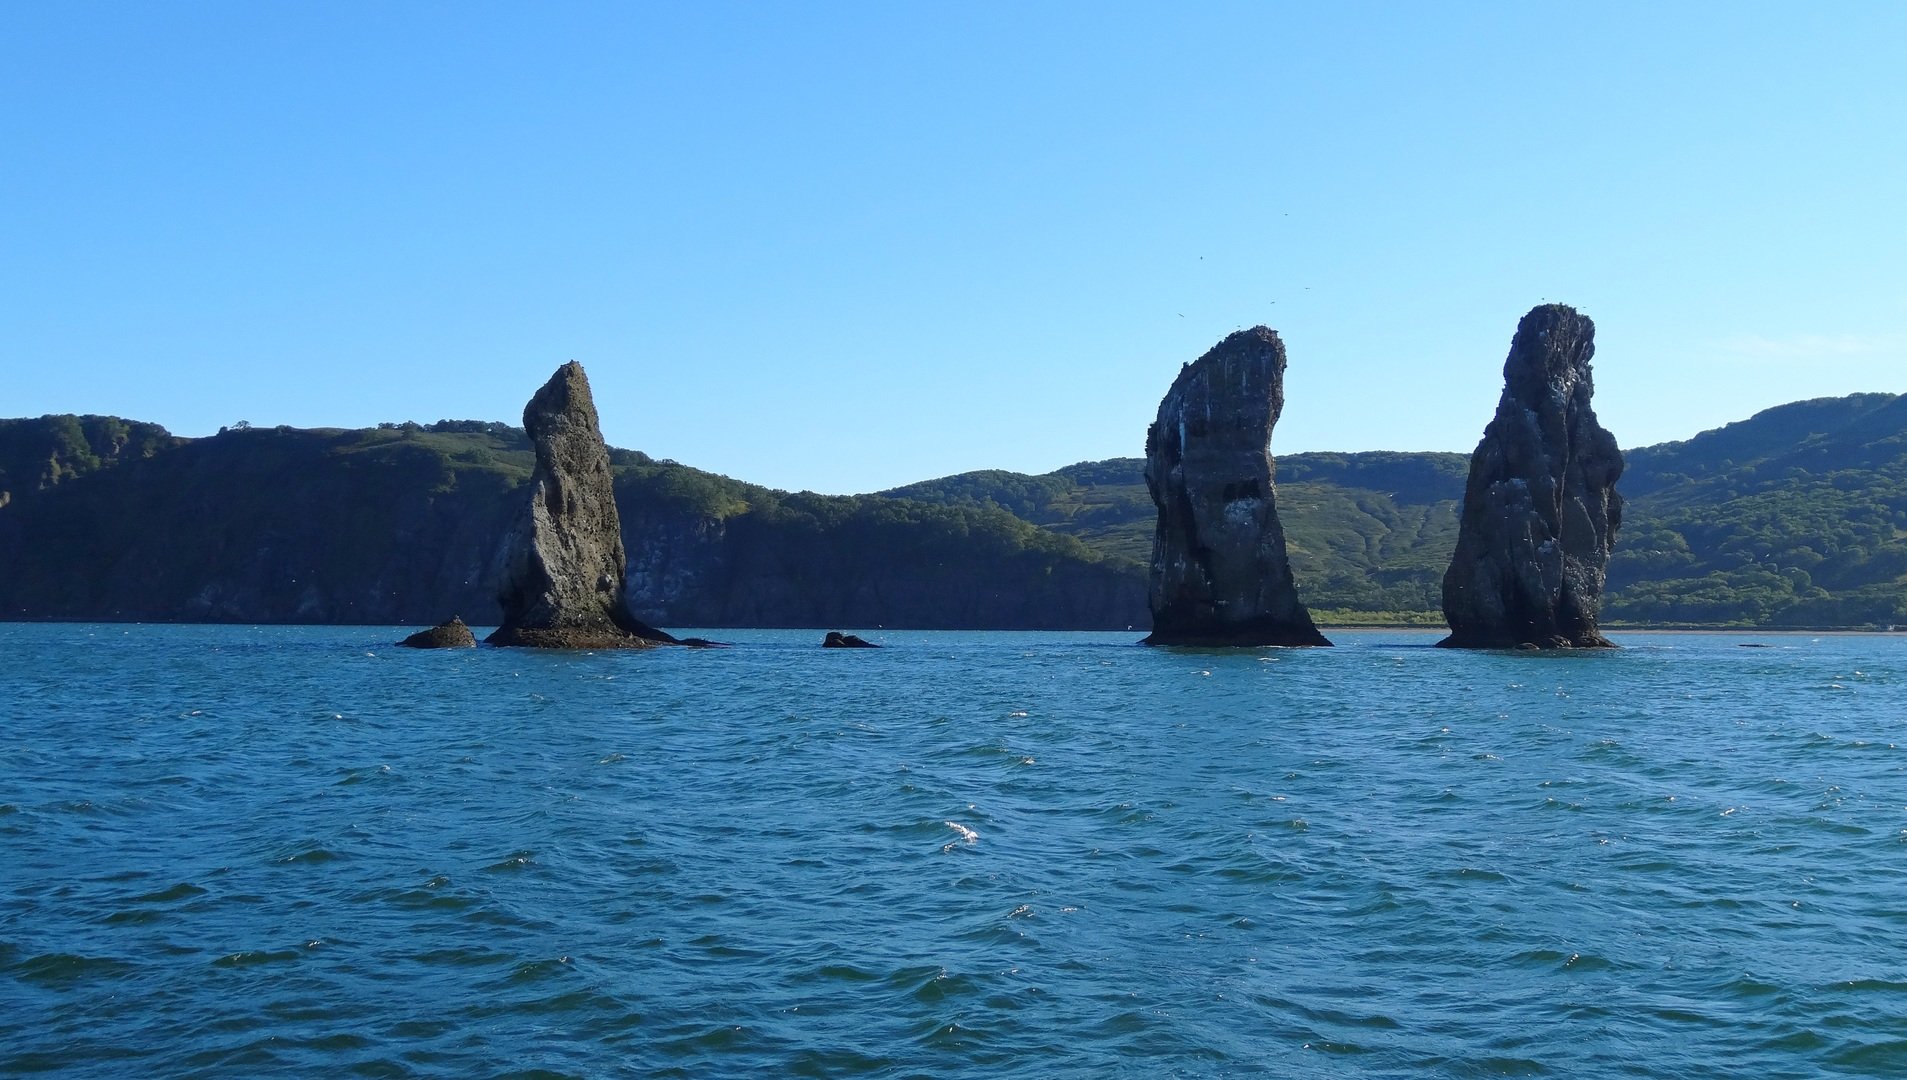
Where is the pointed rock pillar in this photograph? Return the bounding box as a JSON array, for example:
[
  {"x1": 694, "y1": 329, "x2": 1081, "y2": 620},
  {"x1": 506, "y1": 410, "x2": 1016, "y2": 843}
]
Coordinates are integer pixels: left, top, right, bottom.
[
  {"x1": 488, "y1": 361, "x2": 678, "y2": 648},
  {"x1": 1439, "y1": 304, "x2": 1624, "y2": 649},
  {"x1": 1141, "y1": 327, "x2": 1329, "y2": 647}
]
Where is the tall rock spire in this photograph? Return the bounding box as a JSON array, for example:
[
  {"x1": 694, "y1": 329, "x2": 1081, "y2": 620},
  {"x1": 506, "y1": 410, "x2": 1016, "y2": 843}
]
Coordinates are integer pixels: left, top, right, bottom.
[
  {"x1": 488, "y1": 361, "x2": 677, "y2": 648},
  {"x1": 1141, "y1": 327, "x2": 1329, "y2": 647},
  {"x1": 1440, "y1": 304, "x2": 1624, "y2": 649}
]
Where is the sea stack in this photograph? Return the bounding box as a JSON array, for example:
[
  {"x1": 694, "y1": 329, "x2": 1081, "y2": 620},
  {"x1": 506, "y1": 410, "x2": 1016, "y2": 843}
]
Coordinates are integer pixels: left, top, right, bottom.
[
  {"x1": 1141, "y1": 327, "x2": 1329, "y2": 647},
  {"x1": 1439, "y1": 304, "x2": 1623, "y2": 649},
  {"x1": 488, "y1": 362, "x2": 678, "y2": 648}
]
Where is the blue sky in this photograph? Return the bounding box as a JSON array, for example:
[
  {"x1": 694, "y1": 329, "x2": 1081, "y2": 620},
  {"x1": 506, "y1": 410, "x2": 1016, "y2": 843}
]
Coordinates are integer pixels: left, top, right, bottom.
[{"x1": 3, "y1": 2, "x2": 1903, "y2": 493}]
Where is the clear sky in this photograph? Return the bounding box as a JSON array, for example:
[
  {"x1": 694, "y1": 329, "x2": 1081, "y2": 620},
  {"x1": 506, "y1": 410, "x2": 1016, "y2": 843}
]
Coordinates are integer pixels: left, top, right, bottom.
[{"x1": 3, "y1": 2, "x2": 1903, "y2": 494}]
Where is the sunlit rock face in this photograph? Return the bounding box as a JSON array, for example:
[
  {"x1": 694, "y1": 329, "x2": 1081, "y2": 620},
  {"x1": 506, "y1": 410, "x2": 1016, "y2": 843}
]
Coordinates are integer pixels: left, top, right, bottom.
[
  {"x1": 488, "y1": 362, "x2": 676, "y2": 648},
  {"x1": 1141, "y1": 327, "x2": 1329, "y2": 647},
  {"x1": 1440, "y1": 304, "x2": 1624, "y2": 649}
]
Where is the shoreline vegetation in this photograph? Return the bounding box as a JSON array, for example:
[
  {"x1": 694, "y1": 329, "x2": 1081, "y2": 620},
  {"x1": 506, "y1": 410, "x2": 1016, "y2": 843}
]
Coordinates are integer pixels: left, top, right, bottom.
[{"x1": 2, "y1": 390, "x2": 1905, "y2": 634}]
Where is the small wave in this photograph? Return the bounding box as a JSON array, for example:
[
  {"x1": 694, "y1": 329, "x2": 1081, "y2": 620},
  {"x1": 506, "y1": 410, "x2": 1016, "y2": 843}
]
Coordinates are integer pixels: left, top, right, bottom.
[
  {"x1": 357, "y1": 880, "x2": 478, "y2": 912},
  {"x1": 1827, "y1": 1038, "x2": 1907, "y2": 1071},
  {"x1": 412, "y1": 947, "x2": 515, "y2": 968},
  {"x1": 130, "y1": 882, "x2": 208, "y2": 904},
  {"x1": 1506, "y1": 948, "x2": 1619, "y2": 972},
  {"x1": 1453, "y1": 1056, "x2": 1550, "y2": 1075},
  {"x1": 506, "y1": 956, "x2": 576, "y2": 983},
  {"x1": 333, "y1": 764, "x2": 396, "y2": 786},
  {"x1": 211, "y1": 948, "x2": 301, "y2": 967},
  {"x1": 812, "y1": 962, "x2": 881, "y2": 983},
  {"x1": 907, "y1": 968, "x2": 985, "y2": 1005},
  {"x1": 1298, "y1": 1038, "x2": 1378, "y2": 1056},
  {"x1": 1719, "y1": 974, "x2": 1783, "y2": 998},
  {"x1": 484, "y1": 850, "x2": 538, "y2": 872},
  {"x1": 9, "y1": 951, "x2": 135, "y2": 985},
  {"x1": 1830, "y1": 977, "x2": 1907, "y2": 993}
]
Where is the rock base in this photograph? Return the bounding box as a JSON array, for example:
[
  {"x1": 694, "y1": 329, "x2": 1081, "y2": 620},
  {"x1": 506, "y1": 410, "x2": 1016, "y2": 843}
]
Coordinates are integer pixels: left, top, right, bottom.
[
  {"x1": 1434, "y1": 630, "x2": 1616, "y2": 650},
  {"x1": 486, "y1": 626, "x2": 660, "y2": 649},
  {"x1": 1142, "y1": 618, "x2": 1332, "y2": 648}
]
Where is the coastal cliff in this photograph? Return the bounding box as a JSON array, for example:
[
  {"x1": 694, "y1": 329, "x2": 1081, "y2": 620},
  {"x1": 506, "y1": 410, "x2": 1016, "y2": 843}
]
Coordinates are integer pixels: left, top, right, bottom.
[
  {"x1": 0, "y1": 417, "x2": 1145, "y2": 629},
  {"x1": 4, "y1": 388, "x2": 1905, "y2": 631}
]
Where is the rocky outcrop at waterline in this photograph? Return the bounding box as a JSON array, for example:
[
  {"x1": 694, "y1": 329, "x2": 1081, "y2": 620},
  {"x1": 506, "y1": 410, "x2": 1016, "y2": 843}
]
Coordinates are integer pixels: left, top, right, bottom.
[
  {"x1": 397, "y1": 617, "x2": 477, "y2": 648},
  {"x1": 1439, "y1": 304, "x2": 1623, "y2": 649},
  {"x1": 487, "y1": 362, "x2": 680, "y2": 649},
  {"x1": 822, "y1": 631, "x2": 879, "y2": 648},
  {"x1": 1141, "y1": 328, "x2": 1329, "y2": 647}
]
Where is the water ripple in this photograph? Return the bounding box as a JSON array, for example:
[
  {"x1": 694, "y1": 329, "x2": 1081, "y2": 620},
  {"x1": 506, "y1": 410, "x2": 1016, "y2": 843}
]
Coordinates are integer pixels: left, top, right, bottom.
[{"x1": 4, "y1": 625, "x2": 1907, "y2": 1077}]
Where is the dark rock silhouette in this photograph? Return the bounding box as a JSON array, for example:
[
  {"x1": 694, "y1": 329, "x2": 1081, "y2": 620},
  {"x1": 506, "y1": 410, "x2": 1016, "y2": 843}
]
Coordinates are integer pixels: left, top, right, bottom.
[
  {"x1": 1440, "y1": 304, "x2": 1623, "y2": 649},
  {"x1": 1140, "y1": 327, "x2": 1330, "y2": 647},
  {"x1": 397, "y1": 616, "x2": 477, "y2": 648},
  {"x1": 822, "y1": 631, "x2": 879, "y2": 648},
  {"x1": 488, "y1": 362, "x2": 680, "y2": 648}
]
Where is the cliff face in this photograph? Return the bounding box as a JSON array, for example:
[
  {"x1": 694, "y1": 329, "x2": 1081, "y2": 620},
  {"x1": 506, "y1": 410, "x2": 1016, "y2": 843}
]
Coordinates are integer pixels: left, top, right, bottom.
[
  {"x1": 1141, "y1": 328, "x2": 1328, "y2": 646},
  {"x1": 0, "y1": 418, "x2": 1144, "y2": 629},
  {"x1": 0, "y1": 427, "x2": 514, "y2": 623},
  {"x1": 618, "y1": 493, "x2": 1146, "y2": 630},
  {"x1": 1440, "y1": 304, "x2": 1623, "y2": 648}
]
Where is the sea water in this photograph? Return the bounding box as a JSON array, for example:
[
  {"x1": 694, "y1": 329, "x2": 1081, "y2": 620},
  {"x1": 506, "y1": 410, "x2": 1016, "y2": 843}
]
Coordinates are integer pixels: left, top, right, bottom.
[{"x1": 3, "y1": 625, "x2": 1905, "y2": 1078}]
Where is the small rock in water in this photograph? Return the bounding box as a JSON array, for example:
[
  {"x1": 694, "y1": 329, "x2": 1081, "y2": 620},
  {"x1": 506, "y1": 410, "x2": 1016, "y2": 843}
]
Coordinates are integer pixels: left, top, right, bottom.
[
  {"x1": 822, "y1": 631, "x2": 879, "y2": 649},
  {"x1": 397, "y1": 617, "x2": 477, "y2": 649}
]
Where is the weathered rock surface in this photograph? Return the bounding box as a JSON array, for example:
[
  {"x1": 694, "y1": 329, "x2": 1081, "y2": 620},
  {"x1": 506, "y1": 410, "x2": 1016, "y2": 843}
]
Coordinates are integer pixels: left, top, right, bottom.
[
  {"x1": 1141, "y1": 328, "x2": 1330, "y2": 647},
  {"x1": 822, "y1": 631, "x2": 879, "y2": 648},
  {"x1": 1439, "y1": 304, "x2": 1624, "y2": 649},
  {"x1": 488, "y1": 362, "x2": 679, "y2": 649},
  {"x1": 397, "y1": 617, "x2": 477, "y2": 649}
]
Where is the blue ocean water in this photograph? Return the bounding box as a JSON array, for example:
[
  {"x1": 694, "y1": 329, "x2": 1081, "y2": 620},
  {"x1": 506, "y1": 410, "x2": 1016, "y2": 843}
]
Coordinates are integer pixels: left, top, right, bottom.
[{"x1": 3, "y1": 625, "x2": 1906, "y2": 1078}]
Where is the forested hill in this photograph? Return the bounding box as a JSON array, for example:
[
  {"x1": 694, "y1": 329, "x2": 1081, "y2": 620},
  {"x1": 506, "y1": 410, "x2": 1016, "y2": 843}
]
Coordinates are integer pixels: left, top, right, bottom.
[
  {"x1": 884, "y1": 452, "x2": 1474, "y2": 616},
  {"x1": 1608, "y1": 393, "x2": 1907, "y2": 625},
  {"x1": 0, "y1": 419, "x2": 1143, "y2": 629},
  {"x1": 1, "y1": 393, "x2": 1904, "y2": 629},
  {"x1": 885, "y1": 394, "x2": 1907, "y2": 627}
]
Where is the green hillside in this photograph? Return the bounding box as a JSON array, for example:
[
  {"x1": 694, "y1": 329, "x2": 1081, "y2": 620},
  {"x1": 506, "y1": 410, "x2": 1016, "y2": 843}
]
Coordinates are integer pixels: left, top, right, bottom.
[
  {"x1": 884, "y1": 451, "x2": 1470, "y2": 614},
  {"x1": 1608, "y1": 394, "x2": 1907, "y2": 626},
  {"x1": 0, "y1": 418, "x2": 1143, "y2": 628},
  {"x1": 887, "y1": 396, "x2": 1907, "y2": 628},
  {"x1": 2, "y1": 393, "x2": 1903, "y2": 629},
  {"x1": 0, "y1": 415, "x2": 178, "y2": 505}
]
